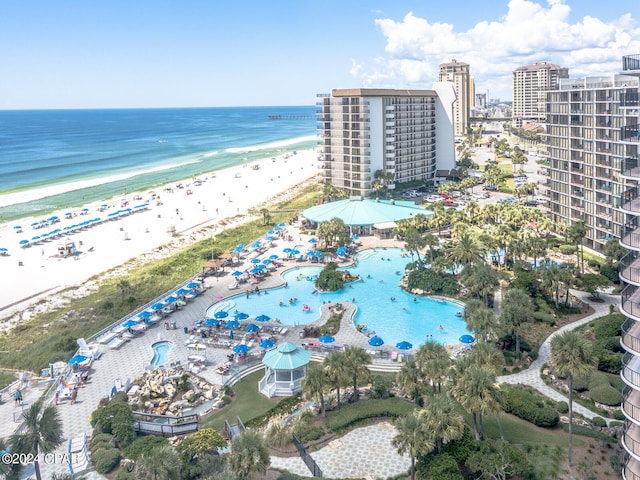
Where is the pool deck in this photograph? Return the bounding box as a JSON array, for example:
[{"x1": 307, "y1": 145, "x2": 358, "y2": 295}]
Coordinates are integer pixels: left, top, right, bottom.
[{"x1": 6, "y1": 228, "x2": 413, "y2": 479}]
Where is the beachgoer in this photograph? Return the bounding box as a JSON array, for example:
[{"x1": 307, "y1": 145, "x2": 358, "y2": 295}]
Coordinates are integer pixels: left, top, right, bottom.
[
  {"x1": 390, "y1": 297, "x2": 395, "y2": 301},
  {"x1": 54, "y1": 390, "x2": 60, "y2": 405},
  {"x1": 413, "y1": 297, "x2": 417, "y2": 302},
  {"x1": 439, "y1": 325, "x2": 444, "y2": 331},
  {"x1": 71, "y1": 386, "x2": 78, "y2": 405},
  {"x1": 14, "y1": 389, "x2": 22, "y2": 406}
]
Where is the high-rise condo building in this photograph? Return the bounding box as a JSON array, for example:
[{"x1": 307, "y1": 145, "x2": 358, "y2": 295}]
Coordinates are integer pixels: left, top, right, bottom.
[
  {"x1": 514, "y1": 62, "x2": 569, "y2": 124},
  {"x1": 316, "y1": 87, "x2": 457, "y2": 198},
  {"x1": 545, "y1": 73, "x2": 638, "y2": 252},
  {"x1": 439, "y1": 59, "x2": 471, "y2": 136},
  {"x1": 616, "y1": 54, "x2": 640, "y2": 480}
]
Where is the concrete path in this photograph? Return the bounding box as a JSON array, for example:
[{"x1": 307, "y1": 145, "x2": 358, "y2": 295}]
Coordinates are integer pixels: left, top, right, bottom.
[{"x1": 497, "y1": 290, "x2": 619, "y2": 422}]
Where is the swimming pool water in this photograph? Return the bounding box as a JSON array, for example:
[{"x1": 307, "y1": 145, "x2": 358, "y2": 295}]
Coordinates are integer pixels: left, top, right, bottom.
[
  {"x1": 151, "y1": 341, "x2": 171, "y2": 366},
  {"x1": 206, "y1": 248, "x2": 470, "y2": 348}
]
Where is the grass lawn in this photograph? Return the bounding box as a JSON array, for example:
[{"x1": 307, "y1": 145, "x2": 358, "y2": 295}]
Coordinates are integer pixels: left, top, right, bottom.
[
  {"x1": 0, "y1": 371, "x2": 16, "y2": 390},
  {"x1": 200, "y1": 370, "x2": 278, "y2": 432}
]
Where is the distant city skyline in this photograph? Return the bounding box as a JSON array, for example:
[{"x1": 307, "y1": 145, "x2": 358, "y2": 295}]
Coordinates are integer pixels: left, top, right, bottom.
[{"x1": 1, "y1": 0, "x2": 638, "y2": 109}]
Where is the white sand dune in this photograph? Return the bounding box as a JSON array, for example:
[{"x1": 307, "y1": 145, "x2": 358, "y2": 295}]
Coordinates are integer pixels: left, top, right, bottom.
[{"x1": 0, "y1": 149, "x2": 319, "y2": 323}]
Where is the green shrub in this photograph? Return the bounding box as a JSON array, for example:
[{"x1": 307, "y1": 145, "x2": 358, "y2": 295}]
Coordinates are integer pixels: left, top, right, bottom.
[
  {"x1": 501, "y1": 385, "x2": 559, "y2": 427},
  {"x1": 406, "y1": 268, "x2": 459, "y2": 296},
  {"x1": 533, "y1": 311, "x2": 555, "y2": 325},
  {"x1": 573, "y1": 373, "x2": 591, "y2": 392},
  {"x1": 220, "y1": 395, "x2": 232, "y2": 405},
  {"x1": 369, "y1": 374, "x2": 392, "y2": 399},
  {"x1": 327, "y1": 398, "x2": 417, "y2": 433},
  {"x1": 556, "y1": 401, "x2": 569, "y2": 414},
  {"x1": 596, "y1": 351, "x2": 622, "y2": 374},
  {"x1": 590, "y1": 314, "x2": 624, "y2": 339},
  {"x1": 114, "y1": 465, "x2": 136, "y2": 480},
  {"x1": 124, "y1": 435, "x2": 169, "y2": 460},
  {"x1": 589, "y1": 372, "x2": 612, "y2": 389},
  {"x1": 561, "y1": 423, "x2": 616, "y2": 442},
  {"x1": 292, "y1": 422, "x2": 325, "y2": 443},
  {"x1": 315, "y1": 262, "x2": 344, "y2": 291},
  {"x1": 590, "y1": 385, "x2": 622, "y2": 406},
  {"x1": 422, "y1": 452, "x2": 463, "y2": 479},
  {"x1": 245, "y1": 393, "x2": 303, "y2": 428},
  {"x1": 559, "y1": 245, "x2": 576, "y2": 255},
  {"x1": 92, "y1": 447, "x2": 121, "y2": 474},
  {"x1": 591, "y1": 417, "x2": 607, "y2": 428},
  {"x1": 91, "y1": 433, "x2": 116, "y2": 450}
]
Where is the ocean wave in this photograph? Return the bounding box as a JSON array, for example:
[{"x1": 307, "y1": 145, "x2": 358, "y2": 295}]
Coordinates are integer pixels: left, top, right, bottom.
[
  {"x1": 0, "y1": 160, "x2": 201, "y2": 208},
  {"x1": 201, "y1": 150, "x2": 219, "y2": 158},
  {"x1": 225, "y1": 135, "x2": 316, "y2": 154}
]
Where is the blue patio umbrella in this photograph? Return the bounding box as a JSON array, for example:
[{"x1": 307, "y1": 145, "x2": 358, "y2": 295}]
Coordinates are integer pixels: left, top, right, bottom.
[
  {"x1": 459, "y1": 334, "x2": 475, "y2": 344},
  {"x1": 283, "y1": 248, "x2": 293, "y2": 253},
  {"x1": 151, "y1": 303, "x2": 165, "y2": 310},
  {"x1": 336, "y1": 247, "x2": 348, "y2": 255},
  {"x1": 308, "y1": 238, "x2": 317, "y2": 243},
  {"x1": 13, "y1": 225, "x2": 21, "y2": 230},
  {"x1": 232, "y1": 270, "x2": 244, "y2": 276},
  {"x1": 262, "y1": 259, "x2": 272, "y2": 264},
  {"x1": 277, "y1": 222, "x2": 285, "y2": 227},
  {"x1": 314, "y1": 251, "x2": 323, "y2": 257},
  {"x1": 19, "y1": 240, "x2": 29, "y2": 245},
  {"x1": 122, "y1": 319, "x2": 138, "y2": 328},
  {"x1": 176, "y1": 288, "x2": 190, "y2": 295},
  {"x1": 318, "y1": 335, "x2": 335, "y2": 343},
  {"x1": 233, "y1": 344, "x2": 250, "y2": 354},
  {"x1": 214, "y1": 311, "x2": 229, "y2": 319},
  {"x1": 245, "y1": 323, "x2": 259, "y2": 333},
  {"x1": 290, "y1": 249, "x2": 300, "y2": 255},
  {"x1": 396, "y1": 341, "x2": 413, "y2": 350},
  {"x1": 187, "y1": 282, "x2": 200, "y2": 289},
  {"x1": 205, "y1": 318, "x2": 220, "y2": 327},
  {"x1": 351, "y1": 234, "x2": 359, "y2": 240},
  {"x1": 266, "y1": 229, "x2": 275, "y2": 234},
  {"x1": 234, "y1": 312, "x2": 249, "y2": 320},
  {"x1": 259, "y1": 339, "x2": 275, "y2": 349},
  {"x1": 225, "y1": 320, "x2": 240, "y2": 329},
  {"x1": 255, "y1": 314, "x2": 270, "y2": 322},
  {"x1": 368, "y1": 336, "x2": 384, "y2": 347},
  {"x1": 249, "y1": 267, "x2": 260, "y2": 274},
  {"x1": 138, "y1": 311, "x2": 153, "y2": 319},
  {"x1": 233, "y1": 247, "x2": 243, "y2": 253},
  {"x1": 254, "y1": 264, "x2": 266, "y2": 270},
  {"x1": 68, "y1": 354, "x2": 88, "y2": 365},
  {"x1": 164, "y1": 295, "x2": 178, "y2": 304},
  {"x1": 269, "y1": 254, "x2": 279, "y2": 260},
  {"x1": 265, "y1": 235, "x2": 275, "y2": 241},
  {"x1": 236, "y1": 243, "x2": 246, "y2": 248},
  {"x1": 251, "y1": 258, "x2": 261, "y2": 264},
  {"x1": 0, "y1": 248, "x2": 7, "y2": 252},
  {"x1": 250, "y1": 241, "x2": 261, "y2": 248},
  {"x1": 32, "y1": 236, "x2": 41, "y2": 241}
]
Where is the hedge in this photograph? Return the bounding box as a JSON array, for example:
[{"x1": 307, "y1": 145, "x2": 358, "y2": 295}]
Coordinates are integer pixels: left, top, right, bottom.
[
  {"x1": 327, "y1": 397, "x2": 417, "y2": 433},
  {"x1": 590, "y1": 385, "x2": 622, "y2": 406},
  {"x1": 92, "y1": 447, "x2": 121, "y2": 474},
  {"x1": 501, "y1": 385, "x2": 559, "y2": 427},
  {"x1": 245, "y1": 393, "x2": 303, "y2": 429},
  {"x1": 561, "y1": 423, "x2": 616, "y2": 442}
]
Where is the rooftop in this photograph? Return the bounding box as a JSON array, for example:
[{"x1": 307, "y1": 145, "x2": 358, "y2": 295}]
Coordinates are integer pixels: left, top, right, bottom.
[{"x1": 302, "y1": 198, "x2": 431, "y2": 226}]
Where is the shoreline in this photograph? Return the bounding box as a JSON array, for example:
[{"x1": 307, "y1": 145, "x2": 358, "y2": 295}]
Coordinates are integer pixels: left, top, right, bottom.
[{"x1": 0, "y1": 148, "x2": 319, "y2": 321}]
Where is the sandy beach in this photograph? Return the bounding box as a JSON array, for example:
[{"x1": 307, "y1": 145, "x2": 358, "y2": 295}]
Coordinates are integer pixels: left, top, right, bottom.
[{"x1": 0, "y1": 149, "x2": 319, "y2": 323}]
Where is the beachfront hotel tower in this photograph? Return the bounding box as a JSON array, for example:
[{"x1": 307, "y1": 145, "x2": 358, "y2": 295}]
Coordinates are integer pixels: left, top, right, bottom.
[
  {"x1": 545, "y1": 73, "x2": 638, "y2": 252},
  {"x1": 439, "y1": 59, "x2": 471, "y2": 136},
  {"x1": 513, "y1": 61, "x2": 568, "y2": 125},
  {"x1": 617, "y1": 54, "x2": 640, "y2": 480},
  {"x1": 316, "y1": 87, "x2": 456, "y2": 197}
]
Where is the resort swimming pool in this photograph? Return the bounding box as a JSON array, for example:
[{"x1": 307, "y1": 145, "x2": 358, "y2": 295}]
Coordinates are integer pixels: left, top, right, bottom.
[
  {"x1": 151, "y1": 341, "x2": 171, "y2": 366},
  {"x1": 207, "y1": 248, "x2": 470, "y2": 349}
]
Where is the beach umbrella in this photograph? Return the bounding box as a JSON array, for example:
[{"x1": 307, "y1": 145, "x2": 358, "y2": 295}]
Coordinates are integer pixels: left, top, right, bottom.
[
  {"x1": 259, "y1": 339, "x2": 275, "y2": 349},
  {"x1": 245, "y1": 323, "x2": 259, "y2": 333},
  {"x1": 232, "y1": 270, "x2": 244, "y2": 277},
  {"x1": 308, "y1": 238, "x2": 317, "y2": 243},
  {"x1": 336, "y1": 247, "x2": 348, "y2": 255},
  {"x1": 151, "y1": 303, "x2": 165, "y2": 310},
  {"x1": 305, "y1": 251, "x2": 315, "y2": 256},
  {"x1": 233, "y1": 247, "x2": 243, "y2": 253},
  {"x1": 233, "y1": 344, "x2": 250, "y2": 354},
  {"x1": 254, "y1": 264, "x2": 266, "y2": 271},
  {"x1": 32, "y1": 236, "x2": 41, "y2": 241},
  {"x1": 214, "y1": 311, "x2": 229, "y2": 319},
  {"x1": 0, "y1": 248, "x2": 7, "y2": 252},
  {"x1": 318, "y1": 335, "x2": 335, "y2": 343},
  {"x1": 459, "y1": 334, "x2": 475, "y2": 344},
  {"x1": 277, "y1": 222, "x2": 285, "y2": 227},
  {"x1": 255, "y1": 314, "x2": 270, "y2": 322},
  {"x1": 262, "y1": 259, "x2": 272, "y2": 264},
  {"x1": 68, "y1": 354, "x2": 88, "y2": 365},
  {"x1": 234, "y1": 312, "x2": 249, "y2": 320},
  {"x1": 251, "y1": 258, "x2": 261, "y2": 264},
  {"x1": 290, "y1": 249, "x2": 300, "y2": 255},
  {"x1": 236, "y1": 243, "x2": 246, "y2": 248},
  {"x1": 122, "y1": 319, "x2": 138, "y2": 328},
  {"x1": 269, "y1": 254, "x2": 279, "y2": 260},
  {"x1": 250, "y1": 241, "x2": 261, "y2": 248},
  {"x1": 205, "y1": 318, "x2": 220, "y2": 327},
  {"x1": 266, "y1": 229, "x2": 275, "y2": 235},
  {"x1": 283, "y1": 248, "x2": 293, "y2": 253},
  {"x1": 176, "y1": 288, "x2": 190, "y2": 295},
  {"x1": 187, "y1": 282, "x2": 200, "y2": 289},
  {"x1": 396, "y1": 341, "x2": 413, "y2": 350},
  {"x1": 249, "y1": 267, "x2": 260, "y2": 274},
  {"x1": 164, "y1": 295, "x2": 178, "y2": 304},
  {"x1": 351, "y1": 235, "x2": 359, "y2": 240},
  {"x1": 314, "y1": 251, "x2": 323, "y2": 257},
  {"x1": 138, "y1": 311, "x2": 153, "y2": 319},
  {"x1": 224, "y1": 320, "x2": 240, "y2": 329},
  {"x1": 19, "y1": 239, "x2": 29, "y2": 245},
  {"x1": 265, "y1": 235, "x2": 275, "y2": 241},
  {"x1": 368, "y1": 336, "x2": 384, "y2": 347},
  {"x1": 13, "y1": 225, "x2": 21, "y2": 230}
]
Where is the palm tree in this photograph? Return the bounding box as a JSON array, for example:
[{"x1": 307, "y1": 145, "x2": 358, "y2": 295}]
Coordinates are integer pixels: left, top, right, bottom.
[
  {"x1": 396, "y1": 360, "x2": 424, "y2": 403},
  {"x1": 323, "y1": 350, "x2": 349, "y2": 410},
  {"x1": 344, "y1": 346, "x2": 370, "y2": 402},
  {"x1": 567, "y1": 221, "x2": 587, "y2": 273},
  {"x1": 228, "y1": 430, "x2": 271, "y2": 479},
  {"x1": 423, "y1": 233, "x2": 440, "y2": 263},
  {"x1": 419, "y1": 395, "x2": 465, "y2": 453},
  {"x1": 444, "y1": 232, "x2": 483, "y2": 272},
  {"x1": 404, "y1": 228, "x2": 427, "y2": 267},
  {"x1": 259, "y1": 207, "x2": 271, "y2": 225},
  {"x1": 10, "y1": 400, "x2": 63, "y2": 480},
  {"x1": 415, "y1": 341, "x2": 451, "y2": 394},
  {"x1": 135, "y1": 444, "x2": 180, "y2": 480},
  {"x1": 463, "y1": 301, "x2": 499, "y2": 342},
  {"x1": 499, "y1": 288, "x2": 534, "y2": 359},
  {"x1": 459, "y1": 263, "x2": 499, "y2": 306},
  {"x1": 392, "y1": 412, "x2": 434, "y2": 480},
  {"x1": 549, "y1": 331, "x2": 593, "y2": 466},
  {"x1": 302, "y1": 363, "x2": 328, "y2": 416}
]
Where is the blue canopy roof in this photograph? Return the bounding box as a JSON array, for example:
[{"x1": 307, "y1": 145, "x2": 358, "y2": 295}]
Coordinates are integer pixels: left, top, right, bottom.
[
  {"x1": 262, "y1": 341, "x2": 311, "y2": 370},
  {"x1": 302, "y1": 197, "x2": 431, "y2": 226}
]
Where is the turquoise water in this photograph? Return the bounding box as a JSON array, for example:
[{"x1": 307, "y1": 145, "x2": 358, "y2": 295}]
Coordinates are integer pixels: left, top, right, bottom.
[
  {"x1": 151, "y1": 341, "x2": 172, "y2": 366},
  {"x1": 206, "y1": 248, "x2": 469, "y2": 348}
]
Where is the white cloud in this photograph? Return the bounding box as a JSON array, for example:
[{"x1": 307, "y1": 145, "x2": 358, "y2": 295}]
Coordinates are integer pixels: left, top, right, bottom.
[{"x1": 358, "y1": 0, "x2": 640, "y2": 100}]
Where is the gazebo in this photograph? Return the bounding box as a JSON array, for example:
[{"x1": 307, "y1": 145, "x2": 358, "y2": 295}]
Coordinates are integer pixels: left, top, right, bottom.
[{"x1": 259, "y1": 342, "x2": 311, "y2": 398}]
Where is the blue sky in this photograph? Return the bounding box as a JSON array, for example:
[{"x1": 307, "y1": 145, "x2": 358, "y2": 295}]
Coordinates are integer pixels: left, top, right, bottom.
[{"x1": 1, "y1": 0, "x2": 638, "y2": 109}]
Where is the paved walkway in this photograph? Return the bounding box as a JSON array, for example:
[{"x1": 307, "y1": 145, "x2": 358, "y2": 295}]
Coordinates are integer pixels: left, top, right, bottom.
[
  {"x1": 270, "y1": 422, "x2": 411, "y2": 479},
  {"x1": 497, "y1": 290, "x2": 619, "y2": 422}
]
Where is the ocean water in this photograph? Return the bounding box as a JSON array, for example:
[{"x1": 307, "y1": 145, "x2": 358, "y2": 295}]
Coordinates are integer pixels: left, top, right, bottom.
[{"x1": 0, "y1": 106, "x2": 317, "y2": 223}]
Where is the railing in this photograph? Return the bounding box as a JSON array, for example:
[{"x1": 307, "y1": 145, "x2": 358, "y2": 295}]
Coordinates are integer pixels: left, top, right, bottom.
[
  {"x1": 133, "y1": 412, "x2": 199, "y2": 437},
  {"x1": 622, "y1": 290, "x2": 640, "y2": 323},
  {"x1": 623, "y1": 353, "x2": 640, "y2": 389},
  {"x1": 626, "y1": 422, "x2": 640, "y2": 458},
  {"x1": 621, "y1": 252, "x2": 640, "y2": 284},
  {"x1": 293, "y1": 433, "x2": 323, "y2": 477},
  {"x1": 624, "y1": 386, "x2": 640, "y2": 424},
  {"x1": 622, "y1": 125, "x2": 640, "y2": 142},
  {"x1": 625, "y1": 454, "x2": 640, "y2": 480}
]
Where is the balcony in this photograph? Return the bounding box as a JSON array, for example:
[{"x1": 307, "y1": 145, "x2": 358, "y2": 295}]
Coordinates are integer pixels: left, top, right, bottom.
[
  {"x1": 623, "y1": 92, "x2": 640, "y2": 108},
  {"x1": 621, "y1": 252, "x2": 640, "y2": 285},
  {"x1": 623, "y1": 222, "x2": 640, "y2": 250},
  {"x1": 625, "y1": 387, "x2": 640, "y2": 425},
  {"x1": 622, "y1": 188, "x2": 640, "y2": 214},
  {"x1": 622, "y1": 125, "x2": 640, "y2": 143},
  {"x1": 623, "y1": 55, "x2": 640, "y2": 73},
  {"x1": 625, "y1": 455, "x2": 640, "y2": 480},
  {"x1": 623, "y1": 353, "x2": 640, "y2": 389},
  {"x1": 625, "y1": 423, "x2": 640, "y2": 460},
  {"x1": 623, "y1": 317, "x2": 640, "y2": 353},
  {"x1": 623, "y1": 157, "x2": 640, "y2": 180}
]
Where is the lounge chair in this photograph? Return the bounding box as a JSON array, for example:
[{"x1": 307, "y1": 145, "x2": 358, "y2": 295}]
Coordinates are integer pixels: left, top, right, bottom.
[
  {"x1": 108, "y1": 336, "x2": 128, "y2": 349},
  {"x1": 97, "y1": 331, "x2": 118, "y2": 344},
  {"x1": 390, "y1": 351, "x2": 398, "y2": 361}
]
